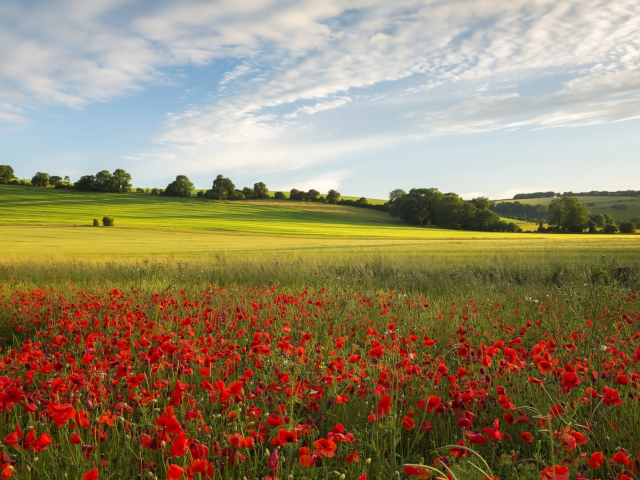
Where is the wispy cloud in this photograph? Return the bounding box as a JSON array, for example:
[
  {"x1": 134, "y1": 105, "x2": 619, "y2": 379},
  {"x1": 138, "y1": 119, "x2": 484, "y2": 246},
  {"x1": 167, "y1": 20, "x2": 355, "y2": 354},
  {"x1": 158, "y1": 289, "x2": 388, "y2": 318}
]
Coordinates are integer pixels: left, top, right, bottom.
[{"x1": 1, "y1": 0, "x2": 639, "y2": 175}]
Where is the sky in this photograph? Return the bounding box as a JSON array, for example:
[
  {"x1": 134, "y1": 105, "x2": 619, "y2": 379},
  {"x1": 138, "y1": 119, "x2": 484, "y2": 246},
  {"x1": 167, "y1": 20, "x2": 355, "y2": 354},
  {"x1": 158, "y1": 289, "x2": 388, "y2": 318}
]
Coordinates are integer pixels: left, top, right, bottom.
[{"x1": 1, "y1": 0, "x2": 639, "y2": 200}]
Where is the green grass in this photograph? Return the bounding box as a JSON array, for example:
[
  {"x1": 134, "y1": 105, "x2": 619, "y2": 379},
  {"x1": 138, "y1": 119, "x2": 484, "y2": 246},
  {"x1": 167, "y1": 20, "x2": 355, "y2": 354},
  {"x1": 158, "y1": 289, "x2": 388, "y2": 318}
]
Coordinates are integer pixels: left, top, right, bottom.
[
  {"x1": 0, "y1": 185, "x2": 534, "y2": 238},
  {"x1": 496, "y1": 195, "x2": 640, "y2": 222}
]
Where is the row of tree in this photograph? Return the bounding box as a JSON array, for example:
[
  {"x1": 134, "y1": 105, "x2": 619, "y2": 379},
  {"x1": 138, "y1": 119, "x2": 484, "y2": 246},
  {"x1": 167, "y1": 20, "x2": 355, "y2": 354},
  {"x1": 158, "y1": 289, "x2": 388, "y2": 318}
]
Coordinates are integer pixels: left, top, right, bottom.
[
  {"x1": 387, "y1": 188, "x2": 522, "y2": 232},
  {"x1": 490, "y1": 201, "x2": 549, "y2": 222},
  {"x1": 513, "y1": 190, "x2": 640, "y2": 199}
]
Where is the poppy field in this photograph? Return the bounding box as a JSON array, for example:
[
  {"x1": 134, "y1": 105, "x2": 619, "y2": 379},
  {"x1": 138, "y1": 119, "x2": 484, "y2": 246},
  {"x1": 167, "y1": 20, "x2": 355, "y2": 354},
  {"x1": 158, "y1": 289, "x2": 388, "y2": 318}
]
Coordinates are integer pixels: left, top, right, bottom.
[{"x1": 1, "y1": 282, "x2": 639, "y2": 480}]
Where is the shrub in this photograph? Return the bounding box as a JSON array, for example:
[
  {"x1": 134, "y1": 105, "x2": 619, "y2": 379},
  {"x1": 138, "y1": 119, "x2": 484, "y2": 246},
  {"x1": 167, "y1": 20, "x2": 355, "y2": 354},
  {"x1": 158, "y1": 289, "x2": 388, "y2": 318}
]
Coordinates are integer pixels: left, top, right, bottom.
[
  {"x1": 92, "y1": 219, "x2": 99, "y2": 227},
  {"x1": 603, "y1": 223, "x2": 618, "y2": 234},
  {"x1": 619, "y1": 221, "x2": 637, "y2": 234},
  {"x1": 136, "y1": 187, "x2": 145, "y2": 193},
  {"x1": 102, "y1": 216, "x2": 114, "y2": 227},
  {"x1": 197, "y1": 190, "x2": 204, "y2": 198},
  {"x1": 274, "y1": 191, "x2": 285, "y2": 199}
]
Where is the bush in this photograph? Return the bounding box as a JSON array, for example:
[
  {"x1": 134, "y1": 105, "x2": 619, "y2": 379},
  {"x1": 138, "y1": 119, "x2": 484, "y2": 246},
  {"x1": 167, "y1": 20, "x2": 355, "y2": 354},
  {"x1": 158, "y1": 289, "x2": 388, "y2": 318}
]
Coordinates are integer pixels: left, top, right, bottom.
[
  {"x1": 102, "y1": 216, "x2": 114, "y2": 227},
  {"x1": 92, "y1": 218, "x2": 99, "y2": 227},
  {"x1": 136, "y1": 187, "x2": 145, "y2": 193},
  {"x1": 274, "y1": 191, "x2": 285, "y2": 199},
  {"x1": 619, "y1": 221, "x2": 637, "y2": 234},
  {"x1": 197, "y1": 190, "x2": 204, "y2": 198},
  {"x1": 603, "y1": 223, "x2": 618, "y2": 234}
]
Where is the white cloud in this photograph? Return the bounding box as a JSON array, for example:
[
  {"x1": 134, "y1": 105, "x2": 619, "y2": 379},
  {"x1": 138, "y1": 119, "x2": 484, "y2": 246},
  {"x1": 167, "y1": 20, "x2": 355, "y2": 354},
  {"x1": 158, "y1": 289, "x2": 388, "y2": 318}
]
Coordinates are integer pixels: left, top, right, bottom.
[{"x1": 1, "y1": 0, "x2": 639, "y2": 174}]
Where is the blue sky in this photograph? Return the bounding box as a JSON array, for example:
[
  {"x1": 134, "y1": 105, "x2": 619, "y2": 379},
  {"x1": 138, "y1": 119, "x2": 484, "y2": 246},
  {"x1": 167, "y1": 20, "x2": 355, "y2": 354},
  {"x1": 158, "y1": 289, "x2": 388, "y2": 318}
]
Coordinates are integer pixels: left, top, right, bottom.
[{"x1": 1, "y1": 0, "x2": 639, "y2": 199}]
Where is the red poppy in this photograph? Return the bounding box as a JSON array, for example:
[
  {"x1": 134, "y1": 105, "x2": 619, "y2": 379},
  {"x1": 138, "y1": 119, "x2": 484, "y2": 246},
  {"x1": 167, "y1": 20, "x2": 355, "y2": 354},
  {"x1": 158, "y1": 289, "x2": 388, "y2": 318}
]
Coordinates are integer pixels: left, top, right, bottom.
[
  {"x1": 82, "y1": 468, "x2": 99, "y2": 480},
  {"x1": 403, "y1": 466, "x2": 431, "y2": 478},
  {"x1": 313, "y1": 439, "x2": 337, "y2": 458},
  {"x1": 586, "y1": 451, "x2": 603, "y2": 469},
  {"x1": 540, "y1": 465, "x2": 569, "y2": 480},
  {"x1": 167, "y1": 464, "x2": 183, "y2": 480}
]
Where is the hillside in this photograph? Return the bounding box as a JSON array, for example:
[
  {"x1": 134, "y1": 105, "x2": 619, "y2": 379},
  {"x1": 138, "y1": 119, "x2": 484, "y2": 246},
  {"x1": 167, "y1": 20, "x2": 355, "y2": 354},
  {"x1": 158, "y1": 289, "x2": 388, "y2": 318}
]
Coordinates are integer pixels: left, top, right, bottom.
[
  {"x1": 0, "y1": 185, "x2": 524, "y2": 238},
  {"x1": 494, "y1": 195, "x2": 640, "y2": 222}
]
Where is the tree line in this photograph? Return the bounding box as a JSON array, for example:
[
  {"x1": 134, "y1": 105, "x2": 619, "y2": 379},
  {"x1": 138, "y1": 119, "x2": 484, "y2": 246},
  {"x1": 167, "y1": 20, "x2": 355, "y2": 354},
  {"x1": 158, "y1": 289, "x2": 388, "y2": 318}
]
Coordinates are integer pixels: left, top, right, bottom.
[
  {"x1": 387, "y1": 188, "x2": 522, "y2": 232},
  {"x1": 513, "y1": 190, "x2": 640, "y2": 199}
]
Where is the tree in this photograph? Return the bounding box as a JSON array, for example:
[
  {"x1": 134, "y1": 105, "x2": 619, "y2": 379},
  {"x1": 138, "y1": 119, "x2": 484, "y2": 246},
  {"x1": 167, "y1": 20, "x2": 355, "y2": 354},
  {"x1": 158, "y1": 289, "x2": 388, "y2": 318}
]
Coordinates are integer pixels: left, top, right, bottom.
[
  {"x1": 102, "y1": 216, "x2": 114, "y2": 226},
  {"x1": 31, "y1": 172, "x2": 50, "y2": 187},
  {"x1": 164, "y1": 175, "x2": 195, "y2": 197},
  {"x1": 469, "y1": 197, "x2": 490, "y2": 211},
  {"x1": 95, "y1": 170, "x2": 113, "y2": 192},
  {"x1": 603, "y1": 223, "x2": 618, "y2": 234},
  {"x1": 591, "y1": 214, "x2": 605, "y2": 228},
  {"x1": 242, "y1": 187, "x2": 255, "y2": 199},
  {"x1": 306, "y1": 189, "x2": 320, "y2": 201},
  {"x1": 111, "y1": 169, "x2": 132, "y2": 193},
  {"x1": 389, "y1": 187, "x2": 444, "y2": 226},
  {"x1": 274, "y1": 191, "x2": 285, "y2": 199},
  {"x1": 631, "y1": 217, "x2": 640, "y2": 228},
  {"x1": 548, "y1": 196, "x2": 590, "y2": 232},
  {"x1": 75, "y1": 175, "x2": 96, "y2": 191},
  {"x1": 388, "y1": 189, "x2": 407, "y2": 203},
  {"x1": 435, "y1": 193, "x2": 474, "y2": 229},
  {"x1": 619, "y1": 221, "x2": 636, "y2": 234},
  {"x1": 604, "y1": 213, "x2": 616, "y2": 225},
  {"x1": 0, "y1": 165, "x2": 15, "y2": 184},
  {"x1": 206, "y1": 174, "x2": 237, "y2": 200},
  {"x1": 50, "y1": 176, "x2": 63, "y2": 186},
  {"x1": 326, "y1": 189, "x2": 341, "y2": 204},
  {"x1": 253, "y1": 182, "x2": 269, "y2": 199},
  {"x1": 289, "y1": 189, "x2": 303, "y2": 200}
]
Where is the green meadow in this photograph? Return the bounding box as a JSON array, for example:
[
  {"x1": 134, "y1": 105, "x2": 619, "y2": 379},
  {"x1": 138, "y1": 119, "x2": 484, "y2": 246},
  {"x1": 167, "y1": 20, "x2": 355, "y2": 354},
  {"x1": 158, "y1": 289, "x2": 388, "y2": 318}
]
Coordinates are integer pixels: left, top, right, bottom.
[
  {"x1": 1, "y1": 185, "x2": 639, "y2": 291},
  {"x1": 496, "y1": 195, "x2": 640, "y2": 222}
]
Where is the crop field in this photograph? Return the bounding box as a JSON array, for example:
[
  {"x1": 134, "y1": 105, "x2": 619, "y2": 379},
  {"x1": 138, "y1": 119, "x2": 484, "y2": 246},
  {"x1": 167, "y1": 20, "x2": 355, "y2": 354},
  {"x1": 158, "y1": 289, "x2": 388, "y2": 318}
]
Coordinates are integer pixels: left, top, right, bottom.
[
  {"x1": 496, "y1": 196, "x2": 640, "y2": 223},
  {"x1": 2, "y1": 186, "x2": 640, "y2": 480}
]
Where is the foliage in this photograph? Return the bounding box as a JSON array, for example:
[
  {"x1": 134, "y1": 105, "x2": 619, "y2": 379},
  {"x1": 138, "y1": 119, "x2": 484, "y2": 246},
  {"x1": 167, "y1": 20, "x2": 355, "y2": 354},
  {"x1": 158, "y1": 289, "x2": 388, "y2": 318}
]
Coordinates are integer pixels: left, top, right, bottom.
[
  {"x1": 164, "y1": 175, "x2": 195, "y2": 197},
  {"x1": 490, "y1": 201, "x2": 549, "y2": 221},
  {"x1": 92, "y1": 218, "x2": 99, "y2": 227},
  {"x1": 205, "y1": 174, "x2": 240, "y2": 200},
  {"x1": 619, "y1": 221, "x2": 637, "y2": 234},
  {"x1": 274, "y1": 191, "x2": 285, "y2": 199},
  {"x1": 31, "y1": 172, "x2": 50, "y2": 187},
  {"x1": 0, "y1": 165, "x2": 14, "y2": 184},
  {"x1": 513, "y1": 191, "x2": 557, "y2": 199},
  {"x1": 603, "y1": 223, "x2": 619, "y2": 234},
  {"x1": 75, "y1": 169, "x2": 132, "y2": 193},
  {"x1": 326, "y1": 189, "x2": 341, "y2": 204},
  {"x1": 548, "y1": 196, "x2": 591, "y2": 232},
  {"x1": 102, "y1": 216, "x2": 114, "y2": 226}
]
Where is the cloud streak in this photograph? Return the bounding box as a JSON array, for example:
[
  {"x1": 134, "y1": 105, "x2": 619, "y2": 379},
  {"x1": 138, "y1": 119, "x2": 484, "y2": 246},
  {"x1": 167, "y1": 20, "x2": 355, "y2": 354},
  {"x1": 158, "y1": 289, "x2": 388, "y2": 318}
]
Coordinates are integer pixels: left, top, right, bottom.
[{"x1": 1, "y1": 0, "x2": 639, "y2": 178}]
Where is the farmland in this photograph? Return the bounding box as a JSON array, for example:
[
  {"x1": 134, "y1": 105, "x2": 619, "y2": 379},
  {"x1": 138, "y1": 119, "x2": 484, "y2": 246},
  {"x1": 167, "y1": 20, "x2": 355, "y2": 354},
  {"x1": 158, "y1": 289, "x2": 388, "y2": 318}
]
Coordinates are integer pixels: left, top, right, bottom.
[
  {"x1": 496, "y1": 196, "x2": 640, "y2": 223},
  {"x1": 2, "y1": 185, "x2": 640, "y2": 480}
]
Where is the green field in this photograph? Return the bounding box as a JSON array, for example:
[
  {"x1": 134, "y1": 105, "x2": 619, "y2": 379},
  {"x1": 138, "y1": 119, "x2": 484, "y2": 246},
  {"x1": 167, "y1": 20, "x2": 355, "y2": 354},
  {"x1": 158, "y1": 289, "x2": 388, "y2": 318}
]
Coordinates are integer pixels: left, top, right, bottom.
[{"x1": 496, "y1": 195, "x2": 640, "y2": 222}]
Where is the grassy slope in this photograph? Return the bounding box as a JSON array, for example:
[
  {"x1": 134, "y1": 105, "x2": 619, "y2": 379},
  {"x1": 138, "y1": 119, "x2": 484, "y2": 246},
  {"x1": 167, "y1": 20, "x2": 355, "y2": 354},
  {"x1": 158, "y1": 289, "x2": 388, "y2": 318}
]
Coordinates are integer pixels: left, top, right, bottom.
[
  {"x1": 0, "y1": 185, "x2": 532, "y2": 237},
  {"x1": 1, "y1": 185, "x2": 638, "y2": 261},
  {"x1": 495, "y1": 196, "x2": 640, "y2": 222}
]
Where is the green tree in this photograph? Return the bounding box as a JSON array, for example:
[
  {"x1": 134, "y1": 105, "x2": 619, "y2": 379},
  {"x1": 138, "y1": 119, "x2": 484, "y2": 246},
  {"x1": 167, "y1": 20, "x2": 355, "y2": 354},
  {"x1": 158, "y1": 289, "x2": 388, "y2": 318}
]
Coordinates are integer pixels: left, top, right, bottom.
[
  {"x1": 326, "y1": 189, "x2": 341, "y2": 204},
  {"x1": 164, "y1": 175, "x2": 195, "y2": 197},
  {"x1": 50, "y1": 175, "x2": 63, "y2": 186},
  {"x1": 253, "y1": 182, "x2": 269, "y2": 199},
  {"x1": 102, "y1": 216, "x2": 114, "y2": 226},
  {"x1": 0, "y1": 165, "x2": 15, "y2": 184},
  {"x1": 306, "y1": 189, "x2": 320, "y2": 201},
  {"x1": 111, "y1": 169, "x2": 132, "y2": 193},
  {"x1": 388, "y1": 189, "x2": 407, "y2": 203},
  {"x1": 289, "y1": 189, "x2": 303, "y2": 200},
  {"x1": 548, "y1": 196, "x2": 590, "y2": 232},
  {"x1": 242, "y1": 187, "x2": 255, "y2": 199},
  {"x1": 75, "y1": 175, "x2": 96, "y2": 191},
  {"x1": 619, "y1": 221, "x2": 636, "y2": 234},
  {"x1": 31, "y1": 172, "x2": 50, "y2": 187},
  {"x1": 95, "y1": 170, "x2": 113, "y2": 192},
  {"x1": 630, "y1": 217, "x2": 640, "y2": 228},
  {"x1": 206, "y1": 174, "x2": 237, "y2": 200},
  {"x1": 435, "y1": 193, "x2": 474, "y2": 229},
  {"x1": 389, "y1": 187, "x2": 443, "y2": 226},
  {"x1": 591, "y1": 214, "x2": 605, "y2": 228},
  {"x1": 603, "y1": 223, "x2": 618, "y2": 234},
  {"x1": 469, "y1": 196, "x2": 490, "y2": 211},
  {"x1": 604, "y1": 213, "x2": 616, "y2": 225},
  {"x1": 274, "y1": 191, "x2": 285, "y2": 199}
]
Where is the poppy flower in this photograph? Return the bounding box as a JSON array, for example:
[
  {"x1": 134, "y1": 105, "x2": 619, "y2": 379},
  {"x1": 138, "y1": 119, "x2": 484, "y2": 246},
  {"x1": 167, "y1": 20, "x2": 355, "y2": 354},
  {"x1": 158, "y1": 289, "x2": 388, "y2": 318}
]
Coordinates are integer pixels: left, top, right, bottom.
[
  {"x1": 313, "y1": 439, "x2": 337, "y2": 458},
  {"x1": 167, "y1": 464, "x2": 183, "y2": 480},
  {"x1": 611, "y1": 452, "x2": 630, "y2": 465},
  {"x1": 540, "y1": 465, "x2": 569, "y2": 480},
  {"x1": 378, "y1": 395, "x2": 391, "y2": 416},
  {"x1": 520, "y1": 432, "x2": 534, "y2": 443},
  {"x1": 426, "y1": 395, "x2": 441, "y2": 413},
  {"x1": 402, "y1": 416, "x2": 415, "y2": 430},
  {"x1": 82, "y1": 468, "x2": 99, "y2": 480},
  {"x1": 586, "y1": 452, "x2": 603, "y2": 469},
  {"x1": 403, "y1": 466, "x2": 431, "y2": 478},
  {"x1": 268, "y1": 449, "x2": 279, "y2": 473}
]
